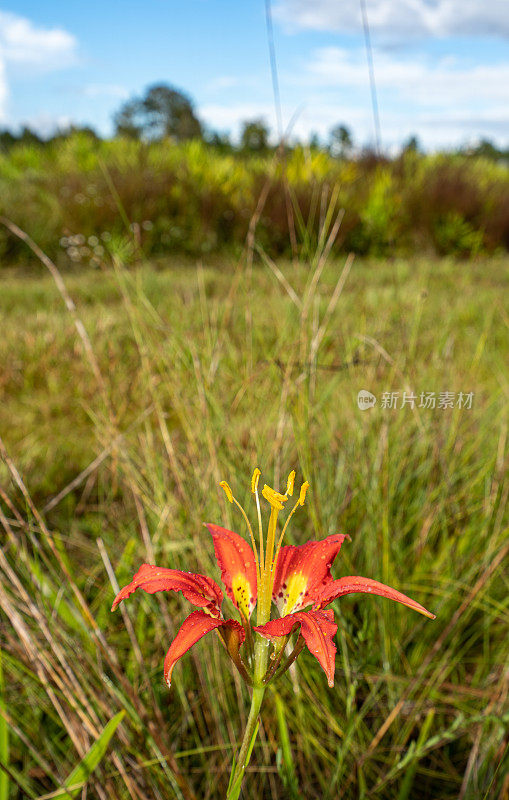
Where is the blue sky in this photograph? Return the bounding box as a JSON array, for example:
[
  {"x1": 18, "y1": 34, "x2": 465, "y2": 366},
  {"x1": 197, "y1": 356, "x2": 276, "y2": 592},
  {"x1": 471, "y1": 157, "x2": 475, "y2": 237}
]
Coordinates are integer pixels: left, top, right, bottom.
[{"x1": 1, "y1": 0, "x2": 508, "y2": 150}]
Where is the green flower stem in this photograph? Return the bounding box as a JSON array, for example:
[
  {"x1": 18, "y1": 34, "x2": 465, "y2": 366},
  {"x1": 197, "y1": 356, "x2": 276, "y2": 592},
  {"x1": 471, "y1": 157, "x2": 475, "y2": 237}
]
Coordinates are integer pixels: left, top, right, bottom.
[
  {"x1": 226, "y1": 683, "x2": 265, "y2": 799},
  {"x1": 226, "y1": 634, "x2": 268, "y2": 799}
]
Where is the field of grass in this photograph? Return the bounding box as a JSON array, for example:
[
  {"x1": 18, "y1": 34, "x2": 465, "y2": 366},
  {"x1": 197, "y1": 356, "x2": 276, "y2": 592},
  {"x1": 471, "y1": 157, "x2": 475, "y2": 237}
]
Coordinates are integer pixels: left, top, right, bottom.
[{"x1": 0, "y1": 251, "x2": 508, "y2": 799}]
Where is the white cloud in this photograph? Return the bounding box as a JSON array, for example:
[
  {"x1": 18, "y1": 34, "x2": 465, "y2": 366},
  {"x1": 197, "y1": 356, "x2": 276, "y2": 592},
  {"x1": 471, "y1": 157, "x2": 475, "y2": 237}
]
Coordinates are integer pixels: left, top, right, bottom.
[
  {"x1": 22, "y1": 112, "x2": 73, "y2": 137},
  {"x1": 198, "y1": 46, "x2": 509, "y2": 149},
  {"x1": 0, "y1": 11, "x2": 77, "y2": 68},
  {"x1": 291, "y1": 103, "x2": 509, "y2": 149},
  {"x1": 306, "y1": 46, "x2": 509, "y2": 107},
  {"x1": 200, "y1": 102, "x2": 278, "y2": 139},
  {"x1": 275, "y1": 0, "x2": 509, "y2": 40},
  {"x1": 0, "y1": 11, "x2": 77, "y2": 123},
  {"x1": 200, "y1": 101, "x2": 323, "y2": 143},
  {"x1": 298, "y1": 46, "x2": 509, "y2": 146}
]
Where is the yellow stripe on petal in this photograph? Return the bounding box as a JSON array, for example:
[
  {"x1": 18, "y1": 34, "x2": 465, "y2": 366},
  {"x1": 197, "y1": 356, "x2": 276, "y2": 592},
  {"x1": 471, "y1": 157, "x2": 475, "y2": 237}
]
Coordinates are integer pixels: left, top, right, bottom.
[
  {"x1": 232, "y1": 574, "x2": 255, "y2": 620},
  {"x1": 280, "y1": 571, "x2": 309, "y2": 615}
]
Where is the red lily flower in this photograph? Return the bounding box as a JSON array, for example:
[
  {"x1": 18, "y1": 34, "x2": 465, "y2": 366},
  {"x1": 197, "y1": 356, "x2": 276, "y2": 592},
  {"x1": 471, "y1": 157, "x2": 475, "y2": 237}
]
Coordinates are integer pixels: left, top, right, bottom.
[
  {"x1": 112, "y1": 470, "x2": 435, "y2": 690},
  {"x1": 253, "y1": 534, "x2": 435, "y2": 686},
  {"x1": 111, "y1": 529, "x2": 250, "y2": 687}
]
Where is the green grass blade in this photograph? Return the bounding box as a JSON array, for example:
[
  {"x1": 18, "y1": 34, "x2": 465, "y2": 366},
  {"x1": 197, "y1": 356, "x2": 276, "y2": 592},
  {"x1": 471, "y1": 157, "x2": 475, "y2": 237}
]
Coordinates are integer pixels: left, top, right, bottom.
[
  {"x1": 0, "y1": 651, "x2": 8, "y2": 800},
  {"x1": 228, "y1": 719, "x2": 259, "y2": 800},
  {"x1": 226, "y1": 753, "x2": 237, "y2": 794},
  {"x1": 397, "y1": 708, "x2": 435, "y2": 800},
  {"x1": 52, "y1": 711, "x2": 125, "y2": 799},
  {"x1": 274, "y1": 691, "x2": 301, "y2": 798}
]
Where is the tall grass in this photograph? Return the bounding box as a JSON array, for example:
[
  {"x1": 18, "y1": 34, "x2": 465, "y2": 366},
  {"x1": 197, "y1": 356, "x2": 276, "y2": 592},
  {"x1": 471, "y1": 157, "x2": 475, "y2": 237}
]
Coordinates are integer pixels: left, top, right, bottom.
[{"x1": 0, "y1": 228, "x2": 507, "y2": 798}]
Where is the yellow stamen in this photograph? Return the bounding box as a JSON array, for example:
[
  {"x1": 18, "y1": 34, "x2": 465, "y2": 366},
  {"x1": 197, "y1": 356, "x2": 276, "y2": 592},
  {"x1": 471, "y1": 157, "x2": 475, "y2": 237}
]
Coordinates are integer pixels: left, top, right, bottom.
[
  {"x1": 218, "y1": 471, "x2": 309, "y2": 633},
  {"x1": 220, "y1": 481, "x2": 233, "y2": 503},
  {"x1": 271, "y1": 479, "x2": 311, "y2": 596},
  {"x1": 298, "y1": 481, "x2": 310, "y2": 506},
  {"x1": 232, "y1": 497, "x2": 260, "y2": 586},
  {"x1": 253, "y1": 472, "x2": 265, "y2": 581},
  {"x1": 262, "y1": 484, "x2": 288, "y2": 511},
  {"x1": 259, "y1": 482, "x2": 292, "y2": 621},
  {"x1": 251, "y1": 468, "x2": 261, "y2": 493},
  {"x1": 274, "y1": 497, "x2": 302, "y2": 559},
  {"x1": 220, "y1": 479, "x2": 261, "y2": 586},
  {"x1": 261, "y1": 504, "x2": 280, "y2": 620},
  {"x1": 286, "y1": 470, "x2": 296, "y2": 497}
]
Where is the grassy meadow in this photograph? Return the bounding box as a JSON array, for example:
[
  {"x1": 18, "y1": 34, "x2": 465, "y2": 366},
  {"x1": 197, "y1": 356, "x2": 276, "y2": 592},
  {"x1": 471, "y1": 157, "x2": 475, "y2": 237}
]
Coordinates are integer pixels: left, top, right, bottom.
[{"x1": 1, "y1": 245, "x2": 508, "y2": 799}]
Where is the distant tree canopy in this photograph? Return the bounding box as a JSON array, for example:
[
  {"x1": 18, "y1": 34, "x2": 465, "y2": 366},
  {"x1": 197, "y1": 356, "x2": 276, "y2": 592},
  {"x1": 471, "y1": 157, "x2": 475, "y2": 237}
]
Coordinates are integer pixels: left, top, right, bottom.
[
  {"x1": 402, "y1": 134, "x2": 421, "y2": 154},
  {"x1": 204, "y1": 130, "x2": 233, "y2": 152},
  {"x1": 239, "y1": 119, "x2": 270, "y2": 153},
  {"x1": 0, "y1": 91, "x2": 507, "y2": 164},
  {"x1": 0, "y1": 124, "x2": 99, "y2": 153},
  {"x1": 329, "y1": 124, "x2": 353, "y2": 158},
  {"x1": 308, "y1": 132, "x2": 322, "y2": 150},
  {"x1": 467, "y1": 138, "x2": 506, "y2": 160},
  {"x1": 0, "y1": 130, "x2": 18, "y2": 152},
  {"x1": 49, "y1": 125, "x2": 100, "y2": 144},
  {"x1": 114, "y1": 84, "x2": 203, "y2": 141}
]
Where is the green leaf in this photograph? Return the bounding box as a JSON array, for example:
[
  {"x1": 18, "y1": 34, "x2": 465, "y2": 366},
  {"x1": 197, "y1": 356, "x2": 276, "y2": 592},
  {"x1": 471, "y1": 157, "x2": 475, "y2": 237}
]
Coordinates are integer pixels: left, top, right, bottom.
[
  {"x1": 397, "y1": 708, "x2": 435, "y2": 800},
  {"x1": 0, "y1": 650, "x2": 8, "y2": 800},
  {"x1": 52, "y1": 711, "x2": 125, "y2": 799},
  {"x1": 274, "y1": 692, "x2": 301, "y2": 798},
  {"x1": 226, "y1": 753, "x2": 237, "y2": 794},
  {"x1": 228, "y1": 720, "x2": 260, "y2": 800}
]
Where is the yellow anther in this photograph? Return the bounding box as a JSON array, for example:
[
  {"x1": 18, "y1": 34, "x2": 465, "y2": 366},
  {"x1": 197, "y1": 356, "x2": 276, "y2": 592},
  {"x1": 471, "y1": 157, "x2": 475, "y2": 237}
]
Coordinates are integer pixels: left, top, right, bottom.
[
  {"x1": 262, "y1": 484, "x2": 288, "y2": 511},
  {"x1": 251, "y1": 467, "x2": 261, "y2": 494},
  {"x1": 298, "y1": 481, "x2": 310, "y2": 506},
  {"x1": 286, "y1": 470, "x2": 296, "y2": 497},
  {"x1": 219, "y1": 481, "x2": 233, "y2": 503}
]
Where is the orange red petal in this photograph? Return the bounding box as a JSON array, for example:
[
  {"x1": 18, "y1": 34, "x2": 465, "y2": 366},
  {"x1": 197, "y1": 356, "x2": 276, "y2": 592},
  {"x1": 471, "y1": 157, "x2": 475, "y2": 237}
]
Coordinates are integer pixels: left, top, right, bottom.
[
  {"x1": 254, "y1": 609, "x2": 338, "y2": 687},
  {"x1": 207, "y1": 524, "x2": 257, "y2": 617},
  {"x1": 316, "y1": 576, "x2": 436, "y2": 619},
  {"x1": 272, "y1": 534, "x2": 347, "y2": 614},
  {"x1": 111, "y1": 563, "x2": 223, "y2": 615},
  {"x1": 163, "y1": 610, "x2": 245, "y2": 687}
]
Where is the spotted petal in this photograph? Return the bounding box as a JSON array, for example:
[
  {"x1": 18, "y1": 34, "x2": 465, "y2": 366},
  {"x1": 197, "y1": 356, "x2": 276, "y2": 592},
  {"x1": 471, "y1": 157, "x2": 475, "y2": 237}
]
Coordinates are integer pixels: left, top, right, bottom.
[
  {"x1": 164, "y1": 610, "x2": 245, "y2": 687},
  {"x1": 207, "y1": 524, "x2": 257, "y2": 618},
  {"x1": 272, "y1": 534, "x2": 347, "y2": 615},
  {"x1": 317, "y1": 576, "x2": 436, "y2": 619},
  {"x1": 111, "y1": 563, "x2": 223, "y2": 616},
  {"x1": 254, "y1": 609, "x2": 338, "y2": 687}
]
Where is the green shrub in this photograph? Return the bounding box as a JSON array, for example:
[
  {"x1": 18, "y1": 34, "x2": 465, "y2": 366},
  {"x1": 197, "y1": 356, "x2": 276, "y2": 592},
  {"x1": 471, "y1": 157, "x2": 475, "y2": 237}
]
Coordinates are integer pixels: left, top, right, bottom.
[{"x1": 0, "y1": 134, "x2": 508, "y2": 266}]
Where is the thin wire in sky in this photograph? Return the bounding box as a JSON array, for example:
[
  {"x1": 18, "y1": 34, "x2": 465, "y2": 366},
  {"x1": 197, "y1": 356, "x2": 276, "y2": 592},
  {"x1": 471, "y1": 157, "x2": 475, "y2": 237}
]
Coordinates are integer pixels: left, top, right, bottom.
[{"x1": 360, "y1": 0, "x2": 382, "y2": 154}]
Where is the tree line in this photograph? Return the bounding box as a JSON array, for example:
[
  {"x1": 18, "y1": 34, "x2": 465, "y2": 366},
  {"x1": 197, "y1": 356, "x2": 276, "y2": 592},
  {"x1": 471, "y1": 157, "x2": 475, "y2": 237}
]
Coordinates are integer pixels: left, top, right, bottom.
[{"x1": 1, "y1": 83, "x2": 508, "y2": 162}]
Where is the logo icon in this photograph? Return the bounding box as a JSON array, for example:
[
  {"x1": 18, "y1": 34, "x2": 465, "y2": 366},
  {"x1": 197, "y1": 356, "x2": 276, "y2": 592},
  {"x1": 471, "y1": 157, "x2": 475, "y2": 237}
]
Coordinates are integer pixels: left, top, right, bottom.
[{"x1": 357, "y1": 390, "x2": 376, "y2": 410}]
